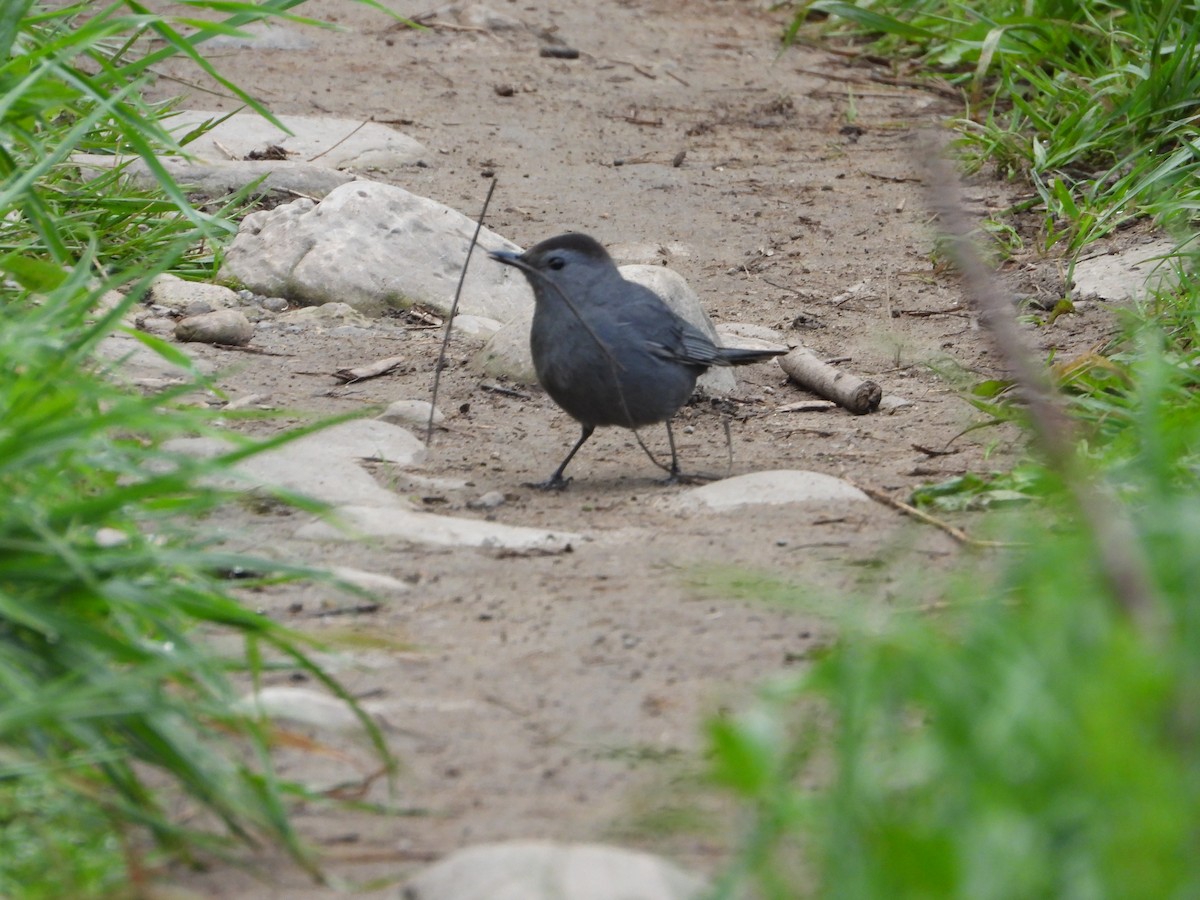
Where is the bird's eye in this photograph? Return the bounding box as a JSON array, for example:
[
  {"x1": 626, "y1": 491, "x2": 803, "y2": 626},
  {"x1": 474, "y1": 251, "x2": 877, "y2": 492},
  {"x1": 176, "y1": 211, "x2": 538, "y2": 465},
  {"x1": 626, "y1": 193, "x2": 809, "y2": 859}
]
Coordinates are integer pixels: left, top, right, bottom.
[{"x1": 547, "y1": 256, "x2": 565, "y2": 271}]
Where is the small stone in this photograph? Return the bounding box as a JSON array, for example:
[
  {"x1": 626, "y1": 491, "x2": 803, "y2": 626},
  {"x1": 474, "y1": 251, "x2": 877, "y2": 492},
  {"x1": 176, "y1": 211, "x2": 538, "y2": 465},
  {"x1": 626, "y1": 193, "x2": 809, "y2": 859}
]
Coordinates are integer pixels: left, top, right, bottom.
[
  {"x1": 174, "y1": 308, "x2": 254, "y2": 345},
  {"x1": 402, "y1": 841, "x2": 706, "y2": 900},
  {"x1": 379, "y1": 399, "x2": 444, "y2": 428},
  {"x1": 458, "y1": 4, "x2": 525, "y2": 30},
  {"x1": 183, "y1": 299, "x2": 215, "y2": 317},
  {"x1": 277, "y1": 302, "x2": 370, "y2": 327},
  {"x1": 453, "y1": 314, "x2": 504, "y2": 340},
  {"x1": 260, "y1": 296, "x2": 289, "y2": 312},
  {"x1": 668, "y1": 470, "x2": 869, "y2": 512},
  {"x1": 148, "y1": 273, "x2": 238, "y2": 312},
  {"x1": 467, "y1": 490, "x2": 506, "y2": 510}
]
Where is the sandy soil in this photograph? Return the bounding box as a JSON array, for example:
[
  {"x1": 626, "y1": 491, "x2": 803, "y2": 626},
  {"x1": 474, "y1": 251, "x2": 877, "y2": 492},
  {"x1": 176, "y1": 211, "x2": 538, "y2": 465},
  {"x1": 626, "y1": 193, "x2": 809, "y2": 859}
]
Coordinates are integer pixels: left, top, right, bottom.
[{"x1": 138, "y1": 1, "x2": 1121, "y2": 895}]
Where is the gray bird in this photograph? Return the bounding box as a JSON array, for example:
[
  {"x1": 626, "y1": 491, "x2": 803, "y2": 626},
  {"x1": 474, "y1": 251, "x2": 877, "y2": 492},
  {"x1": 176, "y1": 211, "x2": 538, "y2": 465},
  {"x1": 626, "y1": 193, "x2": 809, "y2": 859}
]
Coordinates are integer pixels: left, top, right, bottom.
[{"x1": 489, "y1": 233, "x2": 784, "y2": 489}]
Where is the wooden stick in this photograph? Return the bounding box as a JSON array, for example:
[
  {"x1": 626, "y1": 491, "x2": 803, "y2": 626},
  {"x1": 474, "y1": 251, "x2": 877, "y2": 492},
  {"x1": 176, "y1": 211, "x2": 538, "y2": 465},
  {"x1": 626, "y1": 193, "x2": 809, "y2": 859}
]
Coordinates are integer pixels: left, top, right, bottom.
[
  {"x1": 332, "y1": 355, "x2": 404, "y2": 383},
  {"x1": 778, "y1": 348, "x2": 882, "y2": 415}
]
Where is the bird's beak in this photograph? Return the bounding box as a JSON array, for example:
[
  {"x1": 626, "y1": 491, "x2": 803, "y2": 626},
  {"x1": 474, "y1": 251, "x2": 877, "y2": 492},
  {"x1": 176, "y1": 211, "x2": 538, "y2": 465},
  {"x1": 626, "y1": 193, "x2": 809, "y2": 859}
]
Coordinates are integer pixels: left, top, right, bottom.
[{"x1": 488, "y1": 249, "x2": 524, "y2": 266}]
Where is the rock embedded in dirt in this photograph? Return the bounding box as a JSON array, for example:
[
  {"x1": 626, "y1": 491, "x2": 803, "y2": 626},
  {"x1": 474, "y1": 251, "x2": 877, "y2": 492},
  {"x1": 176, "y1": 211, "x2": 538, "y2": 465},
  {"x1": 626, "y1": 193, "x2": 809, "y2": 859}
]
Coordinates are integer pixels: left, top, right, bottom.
[
  {"x1": 1070, "y1": 236, "x2": 1183, "y2": 302},
  {"x1": 380, "y1": 399, "x2": 444, "y2": 428},
  {"x1": 74, "y1": 153, "x2": 355, "y2": 203},
  {"x1": 400, "y1": 840, "x2": 707, "y2": 900},
  {"x1": 452, "y1": 314, "x2": 504, "y2": 339},
  {"x1": 296, "y1": 505, "x2": 579, "y2": 554},
  {"x1": 668, "y1": 470, "x2": 870, "y2": 512},
  {"x1": 163, "y1": 109, "x2": 426, "y2": 171},
  {"x1": 458, "y1": 3, "x2": 524, "y2": 30},
  {"x1": 221, "y1": 181, "x2": 529, "y2": 318},
  {"x1": 277, "y1": 301, "x2": 371, "y2": 327},
  {"x1": 166, "y1": 419, "x2": 428, "y2": 508},
  {"x1": 174, "y1": 308, "x2": 254, "y2": 345},
  {"x1": 148, "y1": 273, "x2": 238, "y2": 312}
]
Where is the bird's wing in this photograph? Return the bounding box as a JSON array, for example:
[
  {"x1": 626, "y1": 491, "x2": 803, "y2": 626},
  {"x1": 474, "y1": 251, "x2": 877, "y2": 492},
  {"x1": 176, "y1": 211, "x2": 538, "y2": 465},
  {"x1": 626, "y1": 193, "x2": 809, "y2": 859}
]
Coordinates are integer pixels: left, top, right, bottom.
[{"x1": 644, "y1": 318, "x2": 725, "y2": 367}]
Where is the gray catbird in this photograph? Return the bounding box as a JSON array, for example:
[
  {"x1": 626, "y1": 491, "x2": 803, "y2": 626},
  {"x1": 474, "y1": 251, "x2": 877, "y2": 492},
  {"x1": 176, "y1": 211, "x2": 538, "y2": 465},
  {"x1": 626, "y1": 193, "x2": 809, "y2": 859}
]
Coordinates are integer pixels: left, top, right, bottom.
[{"x1": 489, "y1": 233, "x2": 785, "y2": 489}]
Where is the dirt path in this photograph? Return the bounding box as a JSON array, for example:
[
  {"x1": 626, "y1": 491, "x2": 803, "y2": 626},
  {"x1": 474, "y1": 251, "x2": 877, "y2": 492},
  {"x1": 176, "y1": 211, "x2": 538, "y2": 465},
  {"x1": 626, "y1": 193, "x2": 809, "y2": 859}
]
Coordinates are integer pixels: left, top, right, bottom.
[{"x1": 141, "y1": 1, "x2": 1117, "y2": 894}]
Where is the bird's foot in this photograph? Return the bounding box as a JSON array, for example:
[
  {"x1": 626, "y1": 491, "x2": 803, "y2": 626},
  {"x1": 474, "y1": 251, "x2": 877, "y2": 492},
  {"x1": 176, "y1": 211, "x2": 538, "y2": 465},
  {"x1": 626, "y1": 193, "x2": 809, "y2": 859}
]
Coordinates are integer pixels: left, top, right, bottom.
[
  {"x1": 524, "y1": 474, "x2": 572, "y2": 491},
  {"x1": 662, "y1": 469, "x2": 720, "y2": 486}
]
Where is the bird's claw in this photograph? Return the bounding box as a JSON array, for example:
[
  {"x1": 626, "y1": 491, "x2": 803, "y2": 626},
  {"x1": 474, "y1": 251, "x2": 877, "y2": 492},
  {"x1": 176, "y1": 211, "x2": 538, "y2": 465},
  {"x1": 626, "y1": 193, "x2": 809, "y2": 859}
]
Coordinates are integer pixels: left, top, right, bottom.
[{"x1": 524, "y1": 475, "x2": 572, "y2": 491}]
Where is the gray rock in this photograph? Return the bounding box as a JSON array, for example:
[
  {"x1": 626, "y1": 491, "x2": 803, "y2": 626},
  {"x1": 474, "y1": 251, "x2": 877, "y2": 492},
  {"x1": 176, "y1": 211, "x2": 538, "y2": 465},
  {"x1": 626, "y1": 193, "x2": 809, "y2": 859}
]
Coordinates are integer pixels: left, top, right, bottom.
[
  {"x1": 400, "y1": 841, "x2": 707, "y2": 900},
  {"x1": 95, "y1": 331, "x2": 214, "y2": 381},
  {"x1": 458, "y1": 4, "x2": 524, "y2": 29},
  {"x1": 467, "y1": 490, "x2": 507, "y2": 510},
  {"x1": 147, "y1": 273, "x2": 238, "y2": 312},
  {"x1": 221, "y1": 181, "x2": 529, "y2": 318},
  {"x1": 204, "y1": 21, "x2": 317, "y2": 50},
  {"x1": 1071, "y1": 237, "x2": 1183, "y2": 302},
  {"x1": 175, "y1": 308, "x2": 254, "y2": 345},
  {"x1": 74, "y1": 153, "x2": 354, "y2": 202},
  {"x1": 296, "y1": 505, "x2": 578, "y2": 554},
  {"x1": 475, "y1": 264, "x2": 737, "y2": 394},
  {"x1": 329, "y1": 566, "x2": 412, "y2": 595},
  {"x1": 452, "y1": 314, "x2": 504, "y2": 339},
  {"x1": 165, "y1": 109, "x2": 427, "y2": 171},
  {"x1": 259, "y1": 296, "x2": 290, "y2": 312},
  {"x1": 669, "y1": 470, "x2": 869, "y2": 512},
  {"x1": 165, "y1": 419, "x2": 427, "y2": 508},
  {"x1": 716, "y1": 321, "x2": 787, "y2": 343},
  {"x1": 277, "y1": 301, "x2": 371, "y2": 327},
  {"x1": 380, "y1": 400, "x2": 444, "y2": 428}
]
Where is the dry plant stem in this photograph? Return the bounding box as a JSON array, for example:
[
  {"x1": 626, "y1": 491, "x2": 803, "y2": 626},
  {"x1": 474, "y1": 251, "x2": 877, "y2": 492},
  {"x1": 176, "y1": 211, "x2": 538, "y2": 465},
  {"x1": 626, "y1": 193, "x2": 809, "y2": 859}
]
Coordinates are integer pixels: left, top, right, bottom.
[
  {"x1": 428, "y1": 177, "x2": 498, "y2": 444},
  {"x1": 779, "y1": 348, "x2": 882, "y2": 414},
  {"x1": 332, "y1": 355, "x2": 404, "y2": 383},
  {"x1": 852, "y1": 481, "x2": 1011, "y2": 549},
  {"x1": 925, "y1": 150, "x2": 1161, "y2": 637}
]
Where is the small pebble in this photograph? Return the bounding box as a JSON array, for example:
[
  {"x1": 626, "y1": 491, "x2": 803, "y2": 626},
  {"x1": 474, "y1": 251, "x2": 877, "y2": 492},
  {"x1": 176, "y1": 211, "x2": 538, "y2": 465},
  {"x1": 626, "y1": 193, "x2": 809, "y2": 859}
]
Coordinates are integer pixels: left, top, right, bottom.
[
  {"x1": 467, "y1": 491, "x2": 507, "y2": 511},
  {"x1": 539, "y1": 45, "x2": 579, "y2": 59}
]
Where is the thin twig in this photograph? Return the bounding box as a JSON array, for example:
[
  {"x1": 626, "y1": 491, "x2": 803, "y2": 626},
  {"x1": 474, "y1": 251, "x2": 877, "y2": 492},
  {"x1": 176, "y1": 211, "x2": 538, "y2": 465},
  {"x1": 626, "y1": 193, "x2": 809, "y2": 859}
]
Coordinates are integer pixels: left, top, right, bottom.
[
  {"x1": 307, "y1": 118, "x2": 372, "y2": 163},
  {"x1": 852, "y1": 480, "x2": 1012, "y2": 549},
  {"x1": 428, "y1": 178, "x2": 498, "y2": 444},
  {"x1": 924, "y1": 146, "x2": 1161, "y2": 637}
]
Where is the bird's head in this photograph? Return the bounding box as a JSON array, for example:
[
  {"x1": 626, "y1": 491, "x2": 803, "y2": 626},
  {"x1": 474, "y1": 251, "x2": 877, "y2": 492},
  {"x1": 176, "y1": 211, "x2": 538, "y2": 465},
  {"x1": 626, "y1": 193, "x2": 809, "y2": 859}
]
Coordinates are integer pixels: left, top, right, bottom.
[{"x1": 489, "y1": 233, "x2": 618, "y2": 299}]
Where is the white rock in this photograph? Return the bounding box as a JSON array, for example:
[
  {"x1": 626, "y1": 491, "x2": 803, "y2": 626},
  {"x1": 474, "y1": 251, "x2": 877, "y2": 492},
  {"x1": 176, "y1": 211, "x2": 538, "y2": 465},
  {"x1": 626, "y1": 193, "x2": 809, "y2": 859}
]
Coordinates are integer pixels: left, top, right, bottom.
[
  {"x1": 452, "y1": 314, "x2": 504, "y2": 339},
  {"x1": 329, "y1": 566, "x2": 411, "y2": 595},
  {"x1": 608, "y1": 241, "x2": 694, "y2": 265},
  {"x1": 380, "y1": 400, "x2": 444, "y2": 428},
  {"x1": 277, "y1": 301, "x2": 371, "y2": 327},
  {"x1": 95, "y1": 331, "x2": 214, "y2": 380},
  {"x1": 165, "y1": 419, "x2": 426, "y2": 508},
  {"x1": 164, "y1": 109, "x2": 426, "y2": 171},
  {"x1": 74, "y1": 153, "x2": 354, "y2": 201},
  {"x1": 716, "y1": 321, "x2": 786, "y2": 343},
  {"x1": 174, "y1": 308, "x2": 254, "y2": 345},
  {"x1": 221, "y1": 182, "x2": 529, "y2": 318},
  {"x1": 457, "y1": 3, "x2": 524, "y2": 30},
  {"x1": 148, "y1": 273, "x2": 238, "y2": 312},
  {"x1": 233, "y1": 687, "x2": 362, "y2": 733},
  {"x1": 295, "y1": 505, "x2": 579, "y2": 554},
  {"x1": 204, "y1": 21, "x2": 317, "y2": 50},
  {"x1": 1071, "y1": 237, "x2": 1183, "y2": 302},
  {"x1": 401, "y1": 841, "x2": 707, "y2": 900},
  {"x1": 475, "y1": 264, "x2": 737, "y2": 394},
  {"x1": 669, "y1": 470, "x2": 869, "y2": 512}
]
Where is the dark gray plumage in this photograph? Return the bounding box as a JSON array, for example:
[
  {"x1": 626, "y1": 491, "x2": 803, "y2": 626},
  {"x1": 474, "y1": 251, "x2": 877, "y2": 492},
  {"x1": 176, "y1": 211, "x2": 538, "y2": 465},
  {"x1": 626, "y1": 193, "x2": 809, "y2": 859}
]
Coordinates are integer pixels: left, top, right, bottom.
[{"x1": 489, "y1": 232, "x2": 784, "y2": 488}]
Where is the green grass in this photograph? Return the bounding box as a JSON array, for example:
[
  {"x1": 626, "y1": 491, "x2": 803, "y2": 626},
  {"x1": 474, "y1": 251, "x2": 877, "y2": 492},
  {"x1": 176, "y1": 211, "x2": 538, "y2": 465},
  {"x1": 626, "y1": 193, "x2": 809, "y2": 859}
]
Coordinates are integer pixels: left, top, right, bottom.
[
  {"x1": 0, "y1": 2, "x2": 400, "y2": 894},
  {"x1": 698, "y1": 5, "x2": 1200, "y2": 897}
]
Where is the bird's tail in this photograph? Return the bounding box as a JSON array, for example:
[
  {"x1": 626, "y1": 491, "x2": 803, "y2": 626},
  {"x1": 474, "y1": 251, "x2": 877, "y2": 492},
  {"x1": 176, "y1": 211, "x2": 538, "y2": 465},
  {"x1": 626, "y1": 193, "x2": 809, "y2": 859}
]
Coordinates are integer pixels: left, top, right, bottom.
[{"x1": 715, "y1": 346, "x2": 787, "y2": 367}]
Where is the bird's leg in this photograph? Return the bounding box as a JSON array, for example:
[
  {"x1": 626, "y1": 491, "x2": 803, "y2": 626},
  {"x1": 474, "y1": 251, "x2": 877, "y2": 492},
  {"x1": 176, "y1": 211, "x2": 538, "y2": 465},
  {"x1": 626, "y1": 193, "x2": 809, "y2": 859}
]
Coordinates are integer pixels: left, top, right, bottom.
[
  {"x1": 660, "y1": 419, "x2": 718, "y2": 485},
  {"x1": 662, "y1": 420, "x2": 683, "y2": 484},
  {"x1": 526, "y1": 425, "x2": 595, "y2": 491}
]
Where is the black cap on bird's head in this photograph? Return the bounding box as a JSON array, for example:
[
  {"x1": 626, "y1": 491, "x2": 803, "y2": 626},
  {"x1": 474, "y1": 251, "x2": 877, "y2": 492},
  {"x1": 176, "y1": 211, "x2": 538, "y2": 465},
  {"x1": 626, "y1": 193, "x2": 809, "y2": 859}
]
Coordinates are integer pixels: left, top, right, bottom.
[{"x1": 488, "y1": 232, "x2": 615, "y2": 280}]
